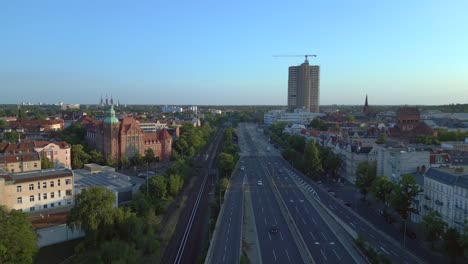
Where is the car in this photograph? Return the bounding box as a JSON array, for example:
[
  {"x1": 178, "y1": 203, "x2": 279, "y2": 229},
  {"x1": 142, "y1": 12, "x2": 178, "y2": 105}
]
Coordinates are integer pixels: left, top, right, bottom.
[
  {"x1": 257, "y1": 180, "x2": 263, "y2": 186},
  {"x1": 137, "y1": 173, "x2": 147, "y2": 178},
  {"x1": 344, "y1": 202, "x2": 352, "y2": 207},
  {"x1": 148, "y1": 171, "x2": 156, "y2": 175},
  {"x1": 269, "y1": 225, "x2": 278, "y2": 234},
  {"x1": 240, "y1": 166, "x2": 245, "y2": 171}
]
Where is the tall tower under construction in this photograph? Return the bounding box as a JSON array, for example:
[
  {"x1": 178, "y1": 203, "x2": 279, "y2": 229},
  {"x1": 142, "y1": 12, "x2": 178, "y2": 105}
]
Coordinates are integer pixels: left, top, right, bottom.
[{"x1": 287, "y1": 58, "x2": 320, "y2": 112}]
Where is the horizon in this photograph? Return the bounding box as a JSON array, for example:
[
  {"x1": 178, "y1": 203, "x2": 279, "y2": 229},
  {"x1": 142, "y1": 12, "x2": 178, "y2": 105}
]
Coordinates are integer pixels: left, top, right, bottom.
[{"x1": 1, "y1": 1, "x2": 467, "y2": 105}]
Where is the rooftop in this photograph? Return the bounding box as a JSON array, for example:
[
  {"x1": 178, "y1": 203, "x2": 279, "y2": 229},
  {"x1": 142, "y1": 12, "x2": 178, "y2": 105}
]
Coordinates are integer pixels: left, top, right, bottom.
[
  {"x1": 0, "y1": 169, "x2": 73, "y2": 184},
  {"x1": 73, "y1": 166, "x2": 133, "y2": 192}
]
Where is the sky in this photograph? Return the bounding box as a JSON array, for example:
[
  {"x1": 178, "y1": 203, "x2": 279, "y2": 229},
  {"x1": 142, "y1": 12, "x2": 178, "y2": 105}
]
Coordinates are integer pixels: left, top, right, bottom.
[{"x1": 1, "y1": 0, "x2": 467, "y2": 105}]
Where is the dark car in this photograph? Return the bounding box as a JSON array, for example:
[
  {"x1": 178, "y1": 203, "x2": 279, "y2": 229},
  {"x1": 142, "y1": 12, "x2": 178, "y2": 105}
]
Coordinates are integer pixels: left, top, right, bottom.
[
  {"x1": 269, "y1": 225, "x2": 278, "y2": 234},
  {"x1": 344, "y1": 202, "x2": 352, "y2": 207}
]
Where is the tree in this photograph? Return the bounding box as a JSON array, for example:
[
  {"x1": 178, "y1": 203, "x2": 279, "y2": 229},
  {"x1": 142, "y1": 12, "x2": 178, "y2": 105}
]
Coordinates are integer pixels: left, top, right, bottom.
[
  {"x1": 0, "y1": 119, "x2": 7, "y2": 129},
  {"x1": 132, "y1": 152, "x2": 144, "y2": 167},
  {"x1": 67, "y1": 187, "x2": 116, "y2": 236},
  {"x1": 0, "y1": 206, "x2": 38, "y2": 264},
  {"x1": 99, "y1": 239, "x2": 142, "y2": 264},
  {"x1": 72, "y1": 144, "x2": 91, "y2": 169},
  {"x1": 4, "y1": 131, "x2": 19, "y2": 143},
  {"x1": 371, "y1": 176, "x2": 394, "y2": 209},
  {"x1": 106, "y1": 156, "x2": 118, "y2": 168},
  {"x1": 120, "y1": 155, "x2": 130, "y2": 169},
  {"x1": 149, "y1": 175, "x2": 167, "y2": 199},
  {"x1": 376, "y1": 133, "x2": 387, "y2": 144},
  {"x1": 144, "y1": 148, "x2": 155, "y2": 165},
  {"x1": 168, "y1": 174, "x2": 184, "y2": 197},
  {"x1": 89, "y1": 150, "x2": 104, "y2": 165},
  {"x1": 443, "y1": 228, "x2": 464, "y2": 261},
  {"x1": 175, "y1": 138, "x2": 189, "y2": 157},
  {"x1": 41, "y1": 156, "x2": 54, "y2": 169},
  {"x1": 288, "y1": 135, "x2": 306, "y2": 153},
  {"x1": 310, "y1": 118, "x2": 328, "y2": 131},
  {"x1": 421, "y1": 210, "x2": 446, "y2": 249},
  {"x1": 303, "y1": 141, "x2": 323, "y2": 181},
  {"x1": 319, "y1": 147, "x2": 342, "y2": 180},
  {"x1": 219, "y1": 177, "x2": 229, "y2": 193},
  {"x1": 355, "y1": 162, "x2": 377, "y2": 200},
  {"x1": 218, "y1": 152, "x2": 235, "y2": 177},
  {"x1": 346, "y1": 114, "x2": 356, "y2": 122},
  {"x1": 389, "y1": 174, "x2": 420, "y2": 221}
]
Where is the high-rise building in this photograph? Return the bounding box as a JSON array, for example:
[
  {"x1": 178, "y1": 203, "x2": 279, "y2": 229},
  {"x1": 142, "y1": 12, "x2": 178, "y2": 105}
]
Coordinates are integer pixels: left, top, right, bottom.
[{"x1": 287, "y1": 59, "x2": 320, "y2": 112}]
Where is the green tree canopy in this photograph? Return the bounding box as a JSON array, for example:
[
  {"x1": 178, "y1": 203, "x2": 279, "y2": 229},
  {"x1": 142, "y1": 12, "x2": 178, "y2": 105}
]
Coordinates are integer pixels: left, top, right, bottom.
[
  {"x1": 422, "y1": 210, "x2": 446, "y2": 249},
  {"x1": 303, "y1": 141, "x2": 323, "y2": 181},
  {"x1": 355, "y1": 162, "x2": 377, "y2": 200},
  {"x1": 371, "y1": 176, "x2": 394, "y2": 208},
  {"x1": 310, "y1": 118, "x2": 328, "y2": 131},
  {"x1": 89, "y1": 149, "x2": 104, "y2": 165},
  {"x1": 376, "y1": 133, "x2": 387, "y2": 144},
  {"x1": 149, "y1": 175, "x2": 167, "y2": 199},
  {"x1": 67, "y1": 187, "x2": 116, "y2": 234},
  {"x1": 72, "y1": 144, "x2": 91, "y2": 169},
  {"x1": 4, "y1": 131, "x2": 19, "y2": 143},
  {"x1": 144, "y1": 148, "x2": 156, "y2": 164},
  {"x1": 41, "y1": 156, "x2": 54, "y2": 169},
  {"x1": 443, "y1": 227, "x2": 464, "y2": 261},
  {"x1": 389, "y1": 174, "x2": 420, "y2": 221},
  {"x1": 168, "y1": 174, "x2": 184, "y2": 197},
  {"x1": 219, "y1": 177, "x2": 229, "y2": 193},
  {"x1": 0, "y1": 206, "x2": 38, "y2": 264},
  {"x1": 218, "y1": 152, "x2": 235, "y2": 177}
]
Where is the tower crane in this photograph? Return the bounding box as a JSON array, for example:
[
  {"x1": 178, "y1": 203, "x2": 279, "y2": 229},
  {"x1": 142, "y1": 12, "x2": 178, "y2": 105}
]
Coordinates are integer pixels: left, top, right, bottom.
[{"x1": 273, "y1": 54, "x2": 317, "y2": 63}]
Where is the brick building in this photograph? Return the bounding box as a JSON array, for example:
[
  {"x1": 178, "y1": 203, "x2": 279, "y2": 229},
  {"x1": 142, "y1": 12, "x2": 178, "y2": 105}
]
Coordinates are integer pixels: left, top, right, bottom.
[{"x1": 85, "y1": 106, "x2": 172, "y2": 161}]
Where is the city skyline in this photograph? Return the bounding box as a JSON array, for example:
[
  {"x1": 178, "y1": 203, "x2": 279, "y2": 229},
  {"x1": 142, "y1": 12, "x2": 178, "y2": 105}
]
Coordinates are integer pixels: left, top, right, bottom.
[{"x1": 1, "y1": 1, "x2": 467, "y2": 105}]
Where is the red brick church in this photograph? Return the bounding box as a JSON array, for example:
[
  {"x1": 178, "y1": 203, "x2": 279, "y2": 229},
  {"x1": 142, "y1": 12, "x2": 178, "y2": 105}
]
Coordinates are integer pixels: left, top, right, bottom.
[{"x1": 85, "y1": 106, "x2": 173, "y2": 161}]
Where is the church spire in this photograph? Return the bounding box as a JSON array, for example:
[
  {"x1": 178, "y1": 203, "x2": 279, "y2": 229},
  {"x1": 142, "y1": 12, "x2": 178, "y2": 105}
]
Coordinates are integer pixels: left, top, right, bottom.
[{"x1": 363, "y1": 94, "x2": 370, "y2": 116}]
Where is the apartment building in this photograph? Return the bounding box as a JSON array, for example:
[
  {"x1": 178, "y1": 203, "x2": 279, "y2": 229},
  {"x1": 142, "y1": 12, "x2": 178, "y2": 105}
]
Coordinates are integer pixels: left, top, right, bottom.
[
  {"x1": 0, "y1": 141, "x2": 71, "y2": 169},
  {"x1": 0, "y1": 168, "x2": 74, "y2": 213},
  {"x1": 374, "y1": 145, "x2": 430, "y2": 181},
  {"x1": 0, "y1": 153, "x2": 41, "y2": 173}
]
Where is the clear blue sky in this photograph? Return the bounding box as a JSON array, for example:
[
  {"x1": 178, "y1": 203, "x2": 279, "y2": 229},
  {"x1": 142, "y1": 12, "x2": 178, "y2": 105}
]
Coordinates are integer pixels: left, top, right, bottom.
[{"x1": 1, "y1": 0, "x2": 467, "y2": 105}]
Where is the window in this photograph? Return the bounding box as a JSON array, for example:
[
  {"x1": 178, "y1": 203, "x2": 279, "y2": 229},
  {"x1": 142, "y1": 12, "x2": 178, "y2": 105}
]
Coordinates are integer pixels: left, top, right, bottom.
[
  {"x1": 43, "y1": 182, "x2": 47, "y2": 189},
  {"x1": 58, "y1": 202, "x2": 62, "y2": 206},
  {"x1": 50, "y1": 192, "x2": 54, "y2": 199},
  {"x1": 34, "y1": 163, "x2": 38, "y2": 168},
  {"x1": 38, "y1": 193, "x2": 41, "y2": 201},
  {"x1": 58, "y1": 190, "x2": 61, "y2": 197},
  {"x1": 17, "y1": 197, "x2": 22, "y2": 204},
  {"x1": 50, "y1": 203, "x2": 55, "y2": 208},
  {"x1": 38, "y1": 182, "x2": 41, "y2": 189},
  {"x1": 66, "y1": 179, "x2": 71, "y2": 185},
  {"x1": 66, "y1": 189, "x2": 72, "y2": 196},
  {"x1": 30, "y1": 206, "x2": 35, "y2": 212},
  {"x1": 16, "y1": 186, "x2": 22, "y2": 192},
  {"x1": 29, "y1": 195, "x2": 34, "y2": 202},
  {"x1": 43, "y1": 204, "x2": 48, "y2": 209},
  {"x1": 18, "y1": 209, "x2": 23, "y2": 212},
  {"x1": 25, "y1": 163, "x2": 29, "y2": 168},
  {"x1": 50, "y1": 181, "x2": 54, "y2": 188},
  {"x1": 43, "y1": 193, "x2": 47, "y2": 200},
  {"x1": 29, "y1": 184, "x2": 34, "y2": 190},
  {"x1": 58, "y1": 179, "x2": 61, "y2": 186}
]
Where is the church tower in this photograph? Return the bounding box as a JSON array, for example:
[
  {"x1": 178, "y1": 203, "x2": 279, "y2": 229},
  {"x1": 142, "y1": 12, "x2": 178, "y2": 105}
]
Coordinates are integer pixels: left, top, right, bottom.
[
  {"x1": 102, "y1": 105, "x2": 120, "y2": 160},
  {"x1": 363, "y1": 95, "x2": 370, "y2": 116}
]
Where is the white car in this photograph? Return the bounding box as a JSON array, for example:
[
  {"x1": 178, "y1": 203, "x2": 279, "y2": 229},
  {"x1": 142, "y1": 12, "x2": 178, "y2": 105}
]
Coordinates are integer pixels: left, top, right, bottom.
[{"x1": 257, "y1": 180, "x2": 263, "y2": 186}]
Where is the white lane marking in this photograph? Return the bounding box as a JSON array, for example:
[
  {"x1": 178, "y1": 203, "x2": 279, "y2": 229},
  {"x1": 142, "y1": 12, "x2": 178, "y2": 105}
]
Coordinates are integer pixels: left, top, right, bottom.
[
  {"x1": 268, "y1": 232, "x2": 272, "y2": 240},
  {"x1": 310, "y1": 232, "x2": 316, "y2": 240},
  {"x1": 380, "y1": 246, "x2": 390, "y2": 255},
  {"x1": 333, "y1": 249, "x2": 341, "y2": 261},
  {"x1": 349, "y1": 222, "x2": 356, "y2": 229},
  {"x1": 274, "y1": 217, "x2": 278, "y2": 225},
  {"x1": 222, "y1": 254, "x2": 225, "y2": 262},
  {"x1": 285, "y1": 249, "x2": 291, "y2": 263},
  {"x1": 224, "y1": 245, "x2": 227, "y2": 252},
  {"x1": 321, "y1": 232, "x2": 328, "y2": 241},
  {"x1": 273, "y1": 249, "x2": 277, "y2": 262},
  {"x1": 369, "y1": 233, "x2": 376, "y2": 239},
  {"x1": 390, "y1": 250, "x2": 398, "y2": 256},
  {"x1": 261, "y1": 207, "x2": 264, "y2": 213},
  {"x1": 264, "y1": 218, "x2": 267, "y2": 224},
  {"x1": 320, "y1": 249, "x2": 327, "y2": 261},
  {"x1": 279, "y1": 231, "x2": 284, "y2": 240},
  {"x1": 310, "y1": 216, "x2": 317, "y2": 225},
  {"x1": 302, "y1": 217, "x2": 307, "y2": 224}
]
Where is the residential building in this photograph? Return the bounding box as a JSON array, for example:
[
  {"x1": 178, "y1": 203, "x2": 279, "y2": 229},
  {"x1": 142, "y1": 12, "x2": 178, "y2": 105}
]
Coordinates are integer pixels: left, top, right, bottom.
[
  {"x1": 342, "y1": 145, "x2": 372, "y2": 184},
  {"x1": 0, "y1": 168, "x2": 74, "y2": 212},
  {"x1": 8, "y1": 119, "x2": 64, "y2": 133},
  {"x1": 287, "y1": 58, "x2": 320, "y2": 112},
  {"x1": 373, "y1": 145, "x2": 430, "y2": 181},
  {"x1": 441, "y1": 139, "x2": 468, "y2": 152},
  {"x1": 0, "y1": 141, "x2": 71, "y2": 169},
  {"x1": 86, "y1": 106, "x2": 173, "y2": 161},
  {"x1": 138, "y1": 120, "x2": 168, "y2": 133},
  {"x1": 0, "y1": 153, "x2": 41, "y2": 173},
  {"x1": 264, "y1": 109, "x2": 324, "y2": 125},
  {"x1": 421, "y1": 167, "x2": 468, "y2": 233}
]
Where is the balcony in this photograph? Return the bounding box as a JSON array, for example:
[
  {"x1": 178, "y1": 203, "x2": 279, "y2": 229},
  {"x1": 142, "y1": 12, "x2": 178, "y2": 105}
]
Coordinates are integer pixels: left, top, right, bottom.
[
  {"x1": 435, "y1": 200, "x2": 443, "y2": 206},
  {"x1": 455, "y1": 205, "x2": 468, "y2": 214}
]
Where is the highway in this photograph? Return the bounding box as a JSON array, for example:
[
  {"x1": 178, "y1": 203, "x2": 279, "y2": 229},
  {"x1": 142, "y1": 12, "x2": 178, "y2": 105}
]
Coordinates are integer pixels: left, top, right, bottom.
[{"x1": 206, "y1": 155, "x2": 245, "y2": 264}]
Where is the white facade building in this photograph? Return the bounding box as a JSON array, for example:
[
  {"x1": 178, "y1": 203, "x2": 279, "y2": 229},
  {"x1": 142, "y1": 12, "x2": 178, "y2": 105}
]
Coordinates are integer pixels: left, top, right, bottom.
[{"x1": 264, "y1": 109, "x2": 324, "y2": 125}]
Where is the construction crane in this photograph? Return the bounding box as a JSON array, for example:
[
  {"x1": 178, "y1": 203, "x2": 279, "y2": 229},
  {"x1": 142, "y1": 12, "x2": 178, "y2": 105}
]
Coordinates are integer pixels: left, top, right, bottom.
[{"x1": 273, "y1": 54, "x2": 317, "y2": 63}]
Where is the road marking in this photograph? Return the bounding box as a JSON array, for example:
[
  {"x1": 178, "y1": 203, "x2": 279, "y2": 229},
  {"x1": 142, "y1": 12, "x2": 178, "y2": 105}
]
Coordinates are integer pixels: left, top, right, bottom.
[
  {"x1": 380, "y1": 246, "x2": 390, "y2": 255},
  {"x1": 310, "y1": 232, "x2": 316, "y2": 240},
  {"x1": 224, "y1": 245, "x2": 227, "y2": 252},
  {"x1": 302, "y1": 217, "x2": 307, "y2": 224},
  {"x1": 320, "y1": 249, "x2": 327, "y2": 261},
  {"x1": 369, "y1": 233, "x2": 375, "y2": 239},
  {"x1": 304, "y1": 208, "x2": 310, "y2": 215},
  {"x1": 264, "y1": 218, "x2": 267, "y2": 225},
  {"x1": 390, "y1": 250, "x2": 398, "y2": 256},
  {"x1": 333, "y1": 249, "x2": 341, "y2": 260},
  {"x1": 273, "y1": 249, "x2": 277, "y2": 262},
  {"x1": 274, "y1": 217, "x2": 278, "y2": 225},
  {"x1": 285, "y1": 249, "x2": 291, "y2": 262},
  {"x1": 321, "y1": 232, "x2": 328, "y2": 241},
  {"x1": 349, "y1": 222, "x2": 356, "y2": 229},
  {"x1": 310, "y1": 216, "x2": 317, "y2": 225},
  {"x1": 279, "y1": 231, "x2": 284, "y2": 240},
  {"x1": 222, "y1": 254, "x2": 225, "y2": 262},
  {"x1": 268, "y1": 232, "x2": 272, "y2": 240},
  {"x1": 261, "y1": 207, "x2": 264, "y2": 213}
]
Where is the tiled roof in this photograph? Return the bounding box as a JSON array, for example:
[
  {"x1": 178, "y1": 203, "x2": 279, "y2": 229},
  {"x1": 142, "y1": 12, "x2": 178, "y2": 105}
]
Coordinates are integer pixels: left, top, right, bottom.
[
  {"x1": 0, "y1": 153, "x2": 40, "y2": 163},
  {"x1": 397, "y1": 107, "x2": 420, "y2": 119},
  {"x1": 425, "y1": 167, "x2": 463, "y2": 185}
]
